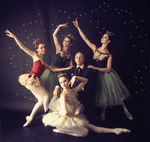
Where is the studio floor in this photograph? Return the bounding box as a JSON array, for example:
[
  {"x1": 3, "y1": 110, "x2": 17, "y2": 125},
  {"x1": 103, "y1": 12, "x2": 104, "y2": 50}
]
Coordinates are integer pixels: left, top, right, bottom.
[{"x1": 1, "y1": 96, "x2": 149, "y2": 142}]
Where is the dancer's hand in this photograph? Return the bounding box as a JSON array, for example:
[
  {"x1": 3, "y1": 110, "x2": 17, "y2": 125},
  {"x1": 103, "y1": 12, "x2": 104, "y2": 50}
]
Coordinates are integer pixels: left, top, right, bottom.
[
  {"x1": 58, "y1": 23, "x2": 68, "y2": 28},
  {"x1": 88, "y1": 65, "x2": 96, "y2": 70},
  {"x1": 69, "y1": 75, "x2": 76, "y2": 87},
  {"x1": 72, "y1": 18, "x2": 79, "y2": 28},
  {"x1": 53, "y1": 87, "x2": 60, "y2": 96},
  {"x1": 5, "y1": 29, "x2": 16, "y2": 38},
  {"x1": 75, "y1": 106, "x2": 81, "y2": 115},
  {"x1": 67, "y1": 65, "x2": 74, "y2": 70}
]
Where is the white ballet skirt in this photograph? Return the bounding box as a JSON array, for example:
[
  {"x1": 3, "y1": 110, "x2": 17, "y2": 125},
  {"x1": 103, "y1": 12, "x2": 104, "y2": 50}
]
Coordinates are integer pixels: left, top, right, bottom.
[
  {"x1": 42, "y1": 91, "x2": 89, "y2": 129},
  {"x1": 18, "y1": 73, "x2": 41, "y2": 88}
]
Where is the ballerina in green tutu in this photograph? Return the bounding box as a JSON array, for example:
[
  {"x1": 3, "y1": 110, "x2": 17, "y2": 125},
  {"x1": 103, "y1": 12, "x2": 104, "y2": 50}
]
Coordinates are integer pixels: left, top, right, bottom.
[
  {"x1": 41, "y1": 23, "x2": 74, "y2": 101},
  {"x1": 73, "y1": 19, "x2": 133, "y2": 121}
]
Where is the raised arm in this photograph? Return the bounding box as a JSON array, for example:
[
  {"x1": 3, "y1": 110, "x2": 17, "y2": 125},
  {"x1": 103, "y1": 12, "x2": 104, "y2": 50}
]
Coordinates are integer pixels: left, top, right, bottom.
[
  {"x1": 88, "y1": 55, "x2": 112, "y2": 72},
  {"x1": 5, "y1": 29, "x2": 35, "y2": 58},
  {"x1": 73, "y1": 19, "x2": 96, "y2": 52},
  {"x1": 70, "y1": 76, "x2": 88, "y2": 93},
  {"x1": 53, "y1": 23, "x2": 68, "y2": 54},
  {"x1": 45, "y1": 63, "x2": 74, "y2": 72}
]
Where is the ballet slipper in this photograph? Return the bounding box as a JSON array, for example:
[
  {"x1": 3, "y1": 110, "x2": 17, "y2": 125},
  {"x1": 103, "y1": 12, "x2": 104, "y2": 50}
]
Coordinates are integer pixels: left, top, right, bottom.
[
  {"x1": 53, "y1": 129, "x2": 64, "y2": 134},
  {"x1": 23, "y1": 116, "x2": 33, "y2": 127},
  {"x1": 123, "y1": 108, "x2": 133, "y2": 120},
  {"x1": 113, "y1": 128, "x2": 131, "y2": 135}
]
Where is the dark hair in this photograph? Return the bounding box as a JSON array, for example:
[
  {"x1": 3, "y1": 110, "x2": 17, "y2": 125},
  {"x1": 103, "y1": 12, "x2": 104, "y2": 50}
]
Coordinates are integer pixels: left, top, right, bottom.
[
  {"x1": 102, "y1": 31, "x2": 114, "y2": 42},
  {"x1": 58, "y1": 73, "x2": 69, "y2": 80},
  {"x1": 33, "y1": 39, "x2": 43, "y2": 49},
  {"x1": 65, "y1": 34, "x2": 75, "y2": 44},
  {"x1": 75, "y1": 51, "x2": 84, "y2": 58}
]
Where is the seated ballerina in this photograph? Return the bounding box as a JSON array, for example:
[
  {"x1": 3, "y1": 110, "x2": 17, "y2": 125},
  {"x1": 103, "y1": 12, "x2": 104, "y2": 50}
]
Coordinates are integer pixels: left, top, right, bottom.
[{"x1": 42, "y1": 73, "x2": 130, "y2": 137}]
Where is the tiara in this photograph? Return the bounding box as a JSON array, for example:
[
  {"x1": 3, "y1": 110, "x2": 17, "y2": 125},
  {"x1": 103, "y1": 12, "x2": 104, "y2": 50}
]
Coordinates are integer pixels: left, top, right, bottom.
[{"x1": 106, "y1": 31, "x2": 114, "y2": 36}]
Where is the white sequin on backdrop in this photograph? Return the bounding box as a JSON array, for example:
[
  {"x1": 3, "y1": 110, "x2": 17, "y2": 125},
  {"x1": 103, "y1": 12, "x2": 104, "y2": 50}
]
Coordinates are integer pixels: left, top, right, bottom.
[{"x1": 6, "y1": 2, "x2": 148, "y2": 103}]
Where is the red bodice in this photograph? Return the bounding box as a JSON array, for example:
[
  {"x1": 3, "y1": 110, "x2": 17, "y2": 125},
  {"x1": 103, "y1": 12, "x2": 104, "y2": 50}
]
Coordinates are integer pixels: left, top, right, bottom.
[{"x1": 29, "y1": 60, "x2": 46, "y2": 78}]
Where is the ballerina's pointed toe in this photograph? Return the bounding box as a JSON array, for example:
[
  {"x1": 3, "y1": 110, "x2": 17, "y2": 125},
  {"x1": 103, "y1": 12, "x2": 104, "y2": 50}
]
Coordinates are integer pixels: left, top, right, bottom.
[
  {"x1": 23, "y1": 116, "x2": 33, "y2": 127},
  {"x1": 124, "y1": 108, "x2": 133, "y2": 120},
  {"x1": 114, "y1": 128, "x2": 131, "y2": 135}
]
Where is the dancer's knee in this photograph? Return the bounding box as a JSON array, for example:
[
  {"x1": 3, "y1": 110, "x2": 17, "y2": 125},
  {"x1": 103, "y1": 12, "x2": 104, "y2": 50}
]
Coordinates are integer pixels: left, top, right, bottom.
[
  {"x1": 44, "y1": 95, "x2": 49, "y2": 101},
  {"x1": 37, "y1": 98, "x2": 44, "y2": 105}
]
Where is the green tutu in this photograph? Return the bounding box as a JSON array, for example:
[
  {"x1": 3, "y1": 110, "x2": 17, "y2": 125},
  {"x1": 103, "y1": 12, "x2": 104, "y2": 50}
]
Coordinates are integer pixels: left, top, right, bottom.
[
  {"x1": 95, "y1": 69, "x2": 130, "y2": 107},
  {"x1": 40, "y1": 66, "x2": 63, "y2": 101}
]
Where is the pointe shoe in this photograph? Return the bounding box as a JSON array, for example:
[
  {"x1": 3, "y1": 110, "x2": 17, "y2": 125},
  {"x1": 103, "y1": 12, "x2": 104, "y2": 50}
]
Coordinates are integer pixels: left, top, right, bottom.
[
  {"x1": 113, "y1": 128, "x2": 131, "y2": 135},
  {"x1": 124, "y1": 108, "x2": 133, "y2": 120},
  {"x1": 23, "y1": 116, "x2": 33, "y2": 127}
]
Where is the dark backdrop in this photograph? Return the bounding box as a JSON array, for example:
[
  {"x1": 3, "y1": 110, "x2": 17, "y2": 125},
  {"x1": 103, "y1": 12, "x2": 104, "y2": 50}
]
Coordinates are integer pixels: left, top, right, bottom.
[{"x1": 0, "y1": 0, "x2": 149, "y2": 137}]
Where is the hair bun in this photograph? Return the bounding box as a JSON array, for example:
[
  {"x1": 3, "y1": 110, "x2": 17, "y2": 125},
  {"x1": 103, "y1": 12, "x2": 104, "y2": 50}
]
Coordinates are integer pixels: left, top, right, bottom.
[{"x1": 33, "y1": 39, "x2": 42, "y2": 49}]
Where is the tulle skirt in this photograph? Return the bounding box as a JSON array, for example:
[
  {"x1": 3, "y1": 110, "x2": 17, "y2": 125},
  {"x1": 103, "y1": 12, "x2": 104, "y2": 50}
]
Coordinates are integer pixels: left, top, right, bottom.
[
  {"x1": 42, "y1": 98, "x2": 88, "y2": 129},
  {"x1": 49, "y1": 96, "x2": 85, "y2": 113},
  {"x1": 95, "y1": 69, "x2": 130, "y2": 107},
  {"x1": 40, "y1": 65, "x2": 63, "y2": 100},
  {"x1": 18, "y1": 73, "x2": 41, "y2": 89}
]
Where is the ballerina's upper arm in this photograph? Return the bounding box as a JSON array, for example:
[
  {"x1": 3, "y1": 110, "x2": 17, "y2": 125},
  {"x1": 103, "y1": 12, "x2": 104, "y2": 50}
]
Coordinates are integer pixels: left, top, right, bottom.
[
  {"x1": 107, "y1": 54, "x2": 112, "y2": 69},
  {"x1": 53, "y1": 35, "x2": 61, "y2": 54},
  {"x1": 84, "y1": 38, "x2": 97, "y2": 52},
  {"x1": 21, "y1": 46, "x2": 36, "y2": 58}
]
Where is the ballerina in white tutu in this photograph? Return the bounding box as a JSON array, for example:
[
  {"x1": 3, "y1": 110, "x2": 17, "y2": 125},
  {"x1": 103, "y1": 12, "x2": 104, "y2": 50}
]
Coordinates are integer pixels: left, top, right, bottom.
[{"x1": 42, "y1": 73, "x2": 130, "y2": 137}]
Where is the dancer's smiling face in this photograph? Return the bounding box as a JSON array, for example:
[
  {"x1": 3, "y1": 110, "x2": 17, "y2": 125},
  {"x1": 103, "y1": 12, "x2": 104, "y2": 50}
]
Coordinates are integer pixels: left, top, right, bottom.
[{"x1": 36, "y1": 43, "x2": 46, "y2": 54}]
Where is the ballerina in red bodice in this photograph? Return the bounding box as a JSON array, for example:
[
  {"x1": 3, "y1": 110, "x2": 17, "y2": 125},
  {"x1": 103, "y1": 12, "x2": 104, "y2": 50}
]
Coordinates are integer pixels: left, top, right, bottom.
[{"x1": 5, "y1": 29, "x2": 73, "y2": 127}]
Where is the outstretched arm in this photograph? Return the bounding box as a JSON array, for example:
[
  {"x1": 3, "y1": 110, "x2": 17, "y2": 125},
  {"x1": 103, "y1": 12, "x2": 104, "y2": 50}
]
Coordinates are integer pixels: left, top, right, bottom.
[
  {"x1": 5, "y1": 29, "x2": 35, "y2": 58},
  {"x1": 70, "y1": 76, "x2": 88, "y2": 93},
  {"x1": 88, "y1": 55, "x2": 112, "y2": 72},
  {"x1": 73, "y1": 19, "x2": 96, "y2": 52},
  {"x1": 45, "y1": 63, "x2": 74, "y2": 72},
  {"x1": 53, "y1": 23, "x2": 68, "y2": 54}
]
